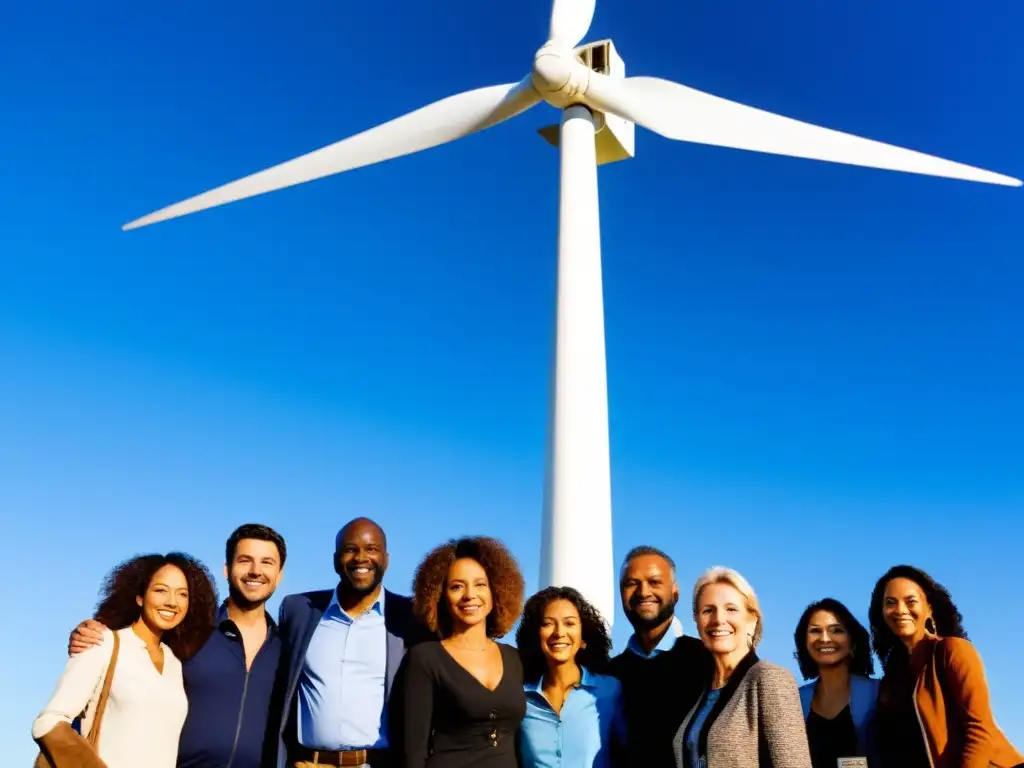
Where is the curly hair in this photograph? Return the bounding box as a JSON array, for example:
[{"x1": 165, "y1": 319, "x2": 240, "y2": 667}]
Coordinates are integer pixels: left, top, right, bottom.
[
  {"x1": 869, "y1": 564, "x2": 967, "y2": 669},
  {"x1": 412, "y1": 536, "x2": 524, "y2": 639},
  {"x1": 515, "y1": 586, "x2": 612, "y2": 683},
  {"x1": 793, "y1": 598, "x2": 874, "y2": 680},
  {"x1": 95, "y1": 552, "x2": 219, "y2": 661}
]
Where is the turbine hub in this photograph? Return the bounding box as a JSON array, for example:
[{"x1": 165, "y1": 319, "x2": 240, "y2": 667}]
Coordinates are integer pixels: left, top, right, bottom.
[{"x1": 532, "y1": 43, "x2": 590, "y2": 109}]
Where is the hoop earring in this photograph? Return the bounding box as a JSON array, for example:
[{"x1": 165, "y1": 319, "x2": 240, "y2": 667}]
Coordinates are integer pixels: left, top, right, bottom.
[{"x1": 925, "y1": 617, "x2": 937, "y2": 636}]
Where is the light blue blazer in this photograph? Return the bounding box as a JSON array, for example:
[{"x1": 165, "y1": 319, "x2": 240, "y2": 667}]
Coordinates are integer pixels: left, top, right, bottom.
[{"x1": 799, "y1": 674, "x2": 879, "y2": 760}]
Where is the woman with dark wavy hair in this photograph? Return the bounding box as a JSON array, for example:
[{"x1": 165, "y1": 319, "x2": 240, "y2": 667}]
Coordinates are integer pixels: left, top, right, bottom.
[
  {"x1": 33, "y1": 552, "x2": 218, "y2": 768},
  {"x1": 792, "y1": 598, "x2": 878, "y2": 768},
  {"x1": 515, "y1": 586, "x2": 626, "y2": 768},
  {"x1": 869, "y1": 564, "x2": 1022, "y2": 768},
  {"x1": 399, "y1": 536, "x2": 526, "y2": 768}
]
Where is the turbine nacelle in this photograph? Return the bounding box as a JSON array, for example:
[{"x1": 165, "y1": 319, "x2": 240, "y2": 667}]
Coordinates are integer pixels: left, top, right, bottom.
[{"x1": 536, "y1": 40, "x2": 635, "y2": 166}]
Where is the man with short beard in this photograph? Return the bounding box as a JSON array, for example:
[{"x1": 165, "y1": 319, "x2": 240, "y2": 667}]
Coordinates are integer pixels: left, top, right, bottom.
[
  {"x1": 69, "y1": 523, "x2": 288, "y2": 768},
  {"x1": 609, "y1": 546, "x2": 711, "y2": 768},
  {"x1": 267, "y1": 517, "x2": 426, "y2": 768}
]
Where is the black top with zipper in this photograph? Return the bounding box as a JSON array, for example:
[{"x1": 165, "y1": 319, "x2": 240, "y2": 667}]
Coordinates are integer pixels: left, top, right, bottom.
[{"x1": 177, "y1": 603, "x2": 281, "y2": 768}]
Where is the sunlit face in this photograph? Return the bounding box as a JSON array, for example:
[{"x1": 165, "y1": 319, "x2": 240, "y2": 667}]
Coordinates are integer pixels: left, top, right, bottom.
[
  {"x1": 806, "y1": 610, "x2": 852, "y2": 670},
  {"x1": 695, "y1": 582, "x2": 758, "y2": 657},
  {"x1": 137, "y1": 564, "x2": 190, "y2": 633},
  {"x1": 883, "y1": 577, "x2": 932, "y2": 645},
  {"x1": 225, "y1": 538, "x2": 283, "y2": 609},
  {"x1": 335, "y1": 521, "x2": 388, "y2": 595},
  {"x1": 620, "y1": 554, "x2": 679, "y2": 630},
  {"x1": 539, "y1": 598, "x2": 583, "y2": 667},
  {"x1": 445, "y1": 557, "x2": 493, "y2": 630}
]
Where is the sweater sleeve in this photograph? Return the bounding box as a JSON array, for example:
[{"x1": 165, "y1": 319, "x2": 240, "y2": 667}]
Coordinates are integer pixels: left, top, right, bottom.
[
  {"x1": 32, "y1": 629, "x2": 114, "y2": 739},
  {"x1": 940, "y1": 638, "x2": 996, "y2": 768},
  {"x1": 401, "y1": 643, "x2": 436, "y2": 768},
  {"x1": 755, "y1": 664, "x2": 812, "y2": 768}
]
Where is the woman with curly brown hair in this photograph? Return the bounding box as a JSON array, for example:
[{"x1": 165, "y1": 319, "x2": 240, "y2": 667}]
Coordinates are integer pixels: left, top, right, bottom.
[
  {"x1": 398, "y1": 536, "x2": 526, "y2": 768},
  {"x1": 33, "y1": 552, "x2": 218, "y2": 768},
  {"x1": 515, "y1": 586, "x2": 627, "y2": 768},
  {"x1": 869, "y1": 564, "x2": 1023, "y2": 768}
]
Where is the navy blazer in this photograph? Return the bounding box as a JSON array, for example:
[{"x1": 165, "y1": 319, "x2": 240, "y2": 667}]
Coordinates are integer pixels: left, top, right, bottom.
[
  {"x1": 799, "y1": 674, "x2": 880, "y2": 761},
  {"x1": 266, "y1": 587, "x2": 426, "y2": 768}
]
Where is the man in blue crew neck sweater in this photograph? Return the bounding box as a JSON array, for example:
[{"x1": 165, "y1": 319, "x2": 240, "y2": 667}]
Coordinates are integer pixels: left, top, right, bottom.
[{"x1": 69, "y1": 523, "x2": 287, "y2": 768}]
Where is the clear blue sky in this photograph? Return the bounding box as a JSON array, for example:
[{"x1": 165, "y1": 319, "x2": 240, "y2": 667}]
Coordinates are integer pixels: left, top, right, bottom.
[{"x1": 3, "y1": 0, "x2": 1023, "y2": 760}]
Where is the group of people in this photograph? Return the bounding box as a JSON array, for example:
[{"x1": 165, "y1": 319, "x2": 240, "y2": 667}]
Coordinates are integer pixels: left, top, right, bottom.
[{"x1": 32, "y1": 518, "x2": 1022, "y2": 768}]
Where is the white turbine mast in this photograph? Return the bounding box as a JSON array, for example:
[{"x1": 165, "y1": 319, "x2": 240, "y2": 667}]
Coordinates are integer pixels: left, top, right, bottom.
[{"x1": 123, "y1": 0, "x2": 1019, "y2": 629}]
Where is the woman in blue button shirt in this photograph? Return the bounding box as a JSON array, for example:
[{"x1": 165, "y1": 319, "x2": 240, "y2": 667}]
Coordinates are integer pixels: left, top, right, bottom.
[{"x1": 515, "y1": 586, "x2": 627, "y2": 767}]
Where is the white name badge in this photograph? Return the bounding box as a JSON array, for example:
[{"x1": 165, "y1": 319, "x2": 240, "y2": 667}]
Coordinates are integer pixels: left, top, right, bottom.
[{"x1": 838, "y1": 759, "x2": 868, "y2": 768}]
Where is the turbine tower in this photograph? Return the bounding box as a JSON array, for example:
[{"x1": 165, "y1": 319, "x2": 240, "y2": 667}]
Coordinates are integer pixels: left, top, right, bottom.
[{"x1": 122, "y1": 0, "x2": 1019, "y2": 630}]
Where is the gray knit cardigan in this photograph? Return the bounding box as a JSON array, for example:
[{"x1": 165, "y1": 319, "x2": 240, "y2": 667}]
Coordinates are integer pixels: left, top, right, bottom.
[{"x1": 672, "y1": 652, "x2": 812, "y2": 768}]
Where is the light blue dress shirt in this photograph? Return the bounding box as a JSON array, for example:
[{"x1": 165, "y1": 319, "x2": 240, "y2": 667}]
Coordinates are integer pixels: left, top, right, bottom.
[
  {"x1": 624, "y1": 615, "x2": 683, "y2": 658},
  {"x1": 518, "y1": 667, "x2": 627, "y2": 768},
  {"x1": 297, "y1": 589, "x2": 388, "y2": 750}
]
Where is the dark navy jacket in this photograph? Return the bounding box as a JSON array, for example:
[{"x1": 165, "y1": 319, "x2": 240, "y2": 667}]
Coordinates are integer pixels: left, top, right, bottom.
[
  {"x1": 177, "y1": 602, "x2": 281, "y2": 768},
  {"x1": 266, "y1": 588, "x2": 427, "y2": 768}
]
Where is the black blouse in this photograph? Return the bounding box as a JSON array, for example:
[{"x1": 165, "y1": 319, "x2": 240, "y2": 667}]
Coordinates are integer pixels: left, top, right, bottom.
[
  {"x1": 400, "y1": 640, "x2": 526, "y2": 768},
  {"x1": 876, "y1": 666, "x2": 931, "y2": 768},
  {"x1": 805, "y1": 705, "x2": 859, "y2": 768}
]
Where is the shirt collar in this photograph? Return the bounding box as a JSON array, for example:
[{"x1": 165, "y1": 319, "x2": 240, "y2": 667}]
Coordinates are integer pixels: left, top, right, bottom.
[
  {"x1": 625, "y1": 615, "x2": 683, "y2": 658},
  {"x1": 325, "y1": 586, "x2": 386, "y2": 621},
  {"x1": 526, "y1": 665, "x2": 599, "y2": 693},
  {"x1": 216, "y1": 600, "x2": 278, "y2": 634}
]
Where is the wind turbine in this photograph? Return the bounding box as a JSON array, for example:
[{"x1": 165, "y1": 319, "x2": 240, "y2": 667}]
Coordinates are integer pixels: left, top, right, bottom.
[{"x1": 123, "y1": 0, "x2": 1020, "y2": 629}]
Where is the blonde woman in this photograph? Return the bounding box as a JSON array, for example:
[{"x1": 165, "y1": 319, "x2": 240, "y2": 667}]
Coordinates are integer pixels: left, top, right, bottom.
[{"x1": 672, "y1": 567, "x2": 811, "y2": 768}]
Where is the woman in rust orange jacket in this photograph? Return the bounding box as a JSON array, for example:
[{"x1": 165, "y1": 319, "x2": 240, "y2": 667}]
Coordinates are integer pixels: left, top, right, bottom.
[{"x1": 869, "y1": 565, "x2": 1023, "y2": 768}]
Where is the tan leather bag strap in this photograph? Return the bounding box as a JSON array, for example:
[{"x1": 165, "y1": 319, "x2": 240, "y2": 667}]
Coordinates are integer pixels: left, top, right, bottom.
[{"x1": 85, "y1": 630, "x2": 120, "y2": 748}]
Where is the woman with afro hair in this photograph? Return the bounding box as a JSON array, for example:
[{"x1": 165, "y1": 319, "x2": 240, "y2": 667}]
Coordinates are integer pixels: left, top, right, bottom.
[
  {"x1": 515, "y1": 586, "x2": 627, "y2": 768},
  {"x1": 870, "y1": 564, "x2": 1023, "y2": 768},
  {"x1": 397, "y1": 536, "x2": 526, "y2": 768},
  {"x1": 33, "y1": 552, "x2": 218, "y2": 768}
]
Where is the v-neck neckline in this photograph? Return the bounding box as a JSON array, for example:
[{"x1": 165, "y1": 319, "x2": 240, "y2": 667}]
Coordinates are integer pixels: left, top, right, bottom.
[
  {"x1": 143, "y1": 642, "x2": 167, "y2": 676},
  {"x1": 439, "y1": 641, "x2": 506, "y2": 692},
  {"x1": 126, "y1": 627, "x2": 169, "y2": 677}
]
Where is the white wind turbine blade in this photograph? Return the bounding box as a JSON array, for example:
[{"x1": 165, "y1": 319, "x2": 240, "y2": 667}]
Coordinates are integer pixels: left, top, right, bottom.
[
  {"x1": 548, "y1": 0, "x2": 596, "y2": 49},
  {"x1": 584, "y1": 75, "x2": 1021, "y2": 187},
  {"x1": 123, "y1": 77, "x2": 541, "y2": 230}
]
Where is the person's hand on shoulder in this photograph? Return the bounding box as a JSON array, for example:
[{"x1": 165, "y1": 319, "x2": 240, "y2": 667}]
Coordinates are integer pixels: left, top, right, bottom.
[{"x1": 68, "y1": 618, "x2": 107, "y2": 656}]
